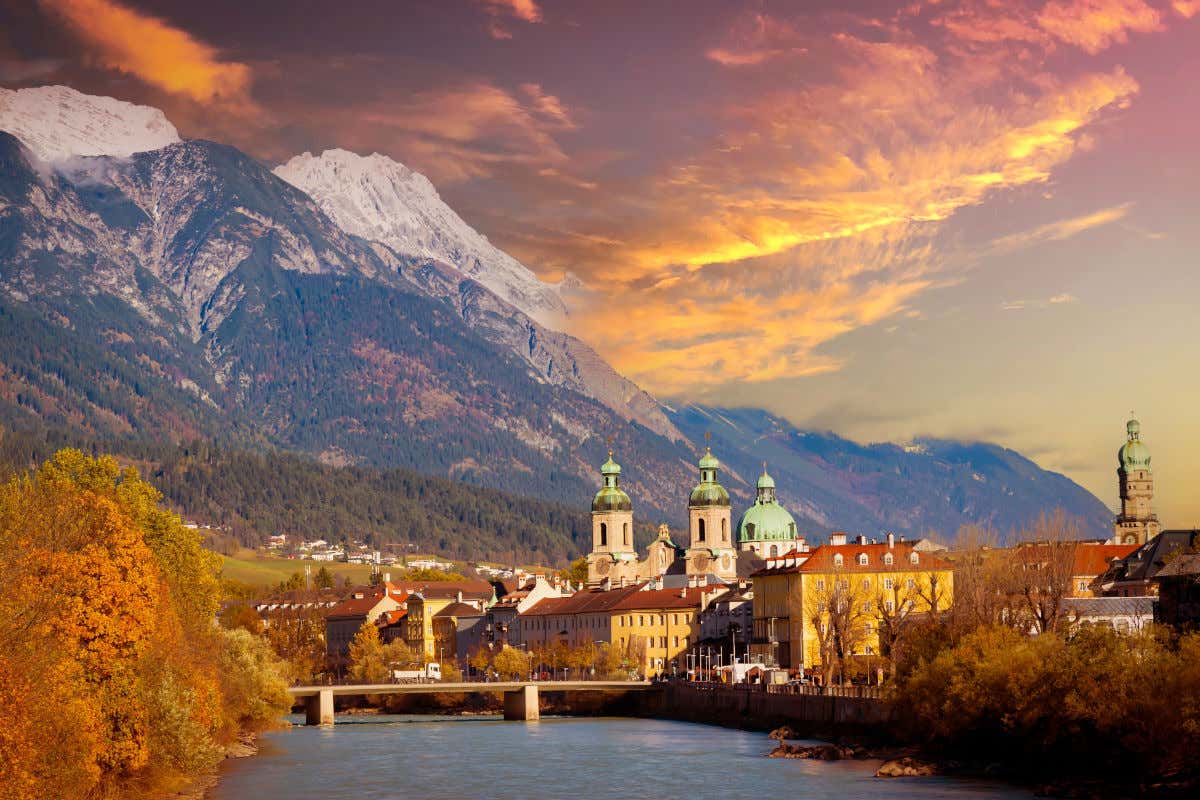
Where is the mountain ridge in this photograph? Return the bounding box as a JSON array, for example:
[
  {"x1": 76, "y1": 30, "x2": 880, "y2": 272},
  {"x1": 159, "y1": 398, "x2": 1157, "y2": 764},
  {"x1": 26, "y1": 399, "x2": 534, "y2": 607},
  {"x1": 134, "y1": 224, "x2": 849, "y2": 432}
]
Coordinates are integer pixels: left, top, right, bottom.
[{"x1": 0, "y1": 88, "x2": 1115, "y2": 543}]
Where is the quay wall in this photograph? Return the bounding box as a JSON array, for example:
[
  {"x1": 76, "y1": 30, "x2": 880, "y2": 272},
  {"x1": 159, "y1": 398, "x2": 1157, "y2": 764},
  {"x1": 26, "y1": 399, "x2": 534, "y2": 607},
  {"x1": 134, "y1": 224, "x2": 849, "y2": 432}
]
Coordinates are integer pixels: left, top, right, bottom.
[{"x1": 638, "y1": 684, "x2": 895, "y2": 740}]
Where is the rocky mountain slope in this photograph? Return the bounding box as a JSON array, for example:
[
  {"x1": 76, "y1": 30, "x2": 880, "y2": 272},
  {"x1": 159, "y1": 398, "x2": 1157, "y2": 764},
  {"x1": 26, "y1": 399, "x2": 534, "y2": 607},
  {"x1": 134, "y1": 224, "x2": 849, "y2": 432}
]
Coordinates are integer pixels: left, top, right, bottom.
[{"x1": 0, "y1": 87, "x2": 1115, "y2": 542}]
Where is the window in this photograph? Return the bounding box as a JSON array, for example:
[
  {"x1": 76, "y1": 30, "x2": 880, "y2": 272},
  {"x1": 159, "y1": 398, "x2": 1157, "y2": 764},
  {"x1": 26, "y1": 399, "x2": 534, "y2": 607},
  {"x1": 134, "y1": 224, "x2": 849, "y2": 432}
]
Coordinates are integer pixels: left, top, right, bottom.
[
  {"x1": 816, "y1": 579, "x2": 826, "y2": 590},
  {"x1": 862, "y1": 578, "x2": 871, "y2": 590},
  {"x1": 865, "y1": 645, "x2": 875, "y2": 655},
  {"x1": 857, "y1": 553, "x2": 869, "y2": 566},
  {"x1": 906, "y1": 578, "x2": 915, "y2": 589},
  {"x1": 884, "y1": 578, "x2": 893, "y2": 590},
  {"x1": 639, "y1": 615, "x2": 645, "y2": 626},
  {"x1": 698, "y1": 518, "x2": 706, "y2": 542},
  {"x1": 864, "y1": 622, "x2": 872, "y2": 634},
  {"x1": 722, "y1": 518, "x2": 728, "y2": 542},
  {"x1": 770, "y1": 544, "x2": 779, "y2": 558},
  {"x1": 674, "y1": 636, "x2": 680, "y2": 647},
  {"x1": 910, "y1": 552, "x2": 919, "y2": 565},
  {"x1": 600, "y1": 522, "x2": 607, "y2": 547},
  {"x1": 885, "y1": 600, "x2": 894, "y2": 612},
  {"x1": 861, "y1": 602, "x2": 872, "y2": 613},
  {"x1": 624, "y1": 522, "x2": 630, "y2": 546},
  {"x1": 833, "y1": 554, "x2": 844, "y2": 567},
  {"x1": 883, "y1": 553, "x2": 894, "y2": 566}
]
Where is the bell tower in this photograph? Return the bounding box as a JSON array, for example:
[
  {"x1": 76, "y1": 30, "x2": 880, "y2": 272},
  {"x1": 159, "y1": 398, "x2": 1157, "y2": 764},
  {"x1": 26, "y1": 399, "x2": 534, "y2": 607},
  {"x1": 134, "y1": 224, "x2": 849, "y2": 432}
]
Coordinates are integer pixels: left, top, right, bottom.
[
  {"x1": 685, "y1": 435, "x2": 738, "y2": 582},
  {"x1": 1114, "y1": 414, "x2": 1160, "y2": 546},
  {"x1": 587, "y1": 448, "x2": 639, "y2": 587}
]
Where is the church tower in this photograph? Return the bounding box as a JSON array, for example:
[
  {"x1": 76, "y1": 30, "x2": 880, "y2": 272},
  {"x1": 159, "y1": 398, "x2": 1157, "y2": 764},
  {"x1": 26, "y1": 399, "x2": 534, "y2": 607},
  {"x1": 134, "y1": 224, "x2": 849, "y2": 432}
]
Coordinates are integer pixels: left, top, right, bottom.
[
  {"x1": 1114, "y1": 415, "x2": 1160, "y2": 546},
  {"x1": 684, "y1": 442, "x2": 738, "y2": 582},
  {"x1": 587, "y1": 449, "x2": 640, "y2": 588}
]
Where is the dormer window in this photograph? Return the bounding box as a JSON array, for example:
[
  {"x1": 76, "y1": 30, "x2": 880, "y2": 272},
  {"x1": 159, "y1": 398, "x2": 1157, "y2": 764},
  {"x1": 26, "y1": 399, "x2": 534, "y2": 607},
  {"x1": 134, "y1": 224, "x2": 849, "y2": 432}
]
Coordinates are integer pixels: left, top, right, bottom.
[
  {"x1": 857, "y1": 553, "x2": 868, "y2": 566},
  {"x1": 883, "y1": 553, "x2": 894, "y2": 566},
  {"x1": 833, "y1": 554, "x2": 844, "y2": 567},
  {"x1": 910, "y1": 552, "x2": 919, "y2": 565}
]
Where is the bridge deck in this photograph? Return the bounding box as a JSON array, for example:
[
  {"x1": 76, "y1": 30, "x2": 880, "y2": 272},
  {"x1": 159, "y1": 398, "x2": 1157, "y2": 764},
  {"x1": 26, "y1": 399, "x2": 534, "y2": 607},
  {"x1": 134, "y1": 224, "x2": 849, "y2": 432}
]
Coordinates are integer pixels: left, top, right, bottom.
[{"x1": 288, "y1": 681, "x2": 653, "y2": 698}]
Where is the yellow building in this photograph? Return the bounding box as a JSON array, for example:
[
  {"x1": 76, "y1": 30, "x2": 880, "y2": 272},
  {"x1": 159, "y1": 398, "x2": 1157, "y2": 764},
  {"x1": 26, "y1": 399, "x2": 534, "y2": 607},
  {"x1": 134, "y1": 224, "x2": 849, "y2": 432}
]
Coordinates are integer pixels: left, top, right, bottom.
[
  {"x1": 395, "y1": 580, "x2": 494, "y2": 659},
  {"x1": 519, "y1": 582, "x2": 718, "y2": 677},
  {"x1": 750, "y1": 533, "x2": 953, "y2": 677}
]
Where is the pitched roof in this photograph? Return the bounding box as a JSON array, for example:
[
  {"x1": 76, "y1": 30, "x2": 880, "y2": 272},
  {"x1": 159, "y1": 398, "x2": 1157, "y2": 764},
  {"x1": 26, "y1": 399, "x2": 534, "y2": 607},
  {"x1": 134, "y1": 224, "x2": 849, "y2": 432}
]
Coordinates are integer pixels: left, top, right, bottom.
[
  {"x1": 434, "y1": 602, "x2": 484, "y2": 618},
  {"x1": 521, "y1": 584, "x2": 645, "y2": 616},
  {"x1": 377, "y1": 609, "x2": 408, "y2": 627},
  {"x1": 326, "y1": 590, "x2": 395, "y2": 619},
  {"x1": 1153, "y1": 552, "x2": 1200, "y2": 579},
  {"x1": 1060, "y1": 596, "x2": 1156, "y2": 617},
  {"x1": 1014, "y1": 542, "x2": 1138, "y2": 576},
  {"x1": 614, "y1": 585, "x2": 711, "y2": 611},
  {"x1": 388, "y1": 579, "x2": 494, "y2": 600},
  {"x1": 1099, "y1": 531, "x2": 1200, "y2": 585},
  {"x1": 752, "y1": 542, "x2": 950, "y2": 576}
]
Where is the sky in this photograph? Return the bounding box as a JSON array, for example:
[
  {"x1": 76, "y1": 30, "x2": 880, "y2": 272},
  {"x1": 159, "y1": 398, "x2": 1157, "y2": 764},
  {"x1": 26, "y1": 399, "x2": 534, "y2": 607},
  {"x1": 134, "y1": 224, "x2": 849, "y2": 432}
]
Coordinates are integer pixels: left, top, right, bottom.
[{"x1": 2, "y1": 0, "x2": 1198, "y2": 524}]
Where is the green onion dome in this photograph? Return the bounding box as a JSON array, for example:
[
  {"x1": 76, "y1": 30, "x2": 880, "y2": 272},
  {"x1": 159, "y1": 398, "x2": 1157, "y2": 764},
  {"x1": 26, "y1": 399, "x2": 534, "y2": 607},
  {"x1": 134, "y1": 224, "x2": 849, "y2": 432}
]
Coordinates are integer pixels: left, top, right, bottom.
[
  {"x1": 1118, "y1": 416, "x2": 1152, "y2": 472},
  {"x1": 737, "y1": 466, "x2": 798, "y2": 542},
  {"x1": 689, "y1": 446, "x2": 730, "y2": 508},
  {"x1": 592, "y1": 451, "x2": 633, "y2": 512}
]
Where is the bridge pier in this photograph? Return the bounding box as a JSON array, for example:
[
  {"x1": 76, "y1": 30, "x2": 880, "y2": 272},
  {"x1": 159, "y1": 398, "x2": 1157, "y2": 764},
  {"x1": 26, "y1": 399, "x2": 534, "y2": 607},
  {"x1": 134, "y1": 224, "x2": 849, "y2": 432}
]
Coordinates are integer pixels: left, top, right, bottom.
[
  {"x1": 305, "y1": 689, "x2": 334, "y2": 726},
  {"x1": 503, "y1": 685, "x2": 540, "y2": 721}
]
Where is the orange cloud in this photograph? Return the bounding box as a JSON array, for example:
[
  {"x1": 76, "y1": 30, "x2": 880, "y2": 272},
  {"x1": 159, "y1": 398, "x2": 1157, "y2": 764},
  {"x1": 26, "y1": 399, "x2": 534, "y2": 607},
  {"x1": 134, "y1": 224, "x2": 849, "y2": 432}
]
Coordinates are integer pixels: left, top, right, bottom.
[
  {"x1": 706, "y1": 13, "x2": 807, "y2": 67},
  {"x1": 38, "y1": 0, "x2": 251, "y2": 105},
  {"x1": 340, "y1": 81, "x2": 574, "y2": 183},
  {"x1": 1036, "y1": 0, "x2": 1162, "y2": 53},
  {"x1": 481, "y1": 0, "x2": 543, "y2": 23},
  {"x1": 1171, "y1": 0, "x2": 1200, "y2": 16}
]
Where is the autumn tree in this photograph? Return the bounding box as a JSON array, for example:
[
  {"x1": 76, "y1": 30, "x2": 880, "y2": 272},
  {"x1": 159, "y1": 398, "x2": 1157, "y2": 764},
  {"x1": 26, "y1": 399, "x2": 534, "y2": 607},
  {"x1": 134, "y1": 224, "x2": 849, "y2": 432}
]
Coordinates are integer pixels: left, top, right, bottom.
[
  {"x1": 1012, "y1": 510, "x2": 1083, "y2": 634},
  {"x1": 348, "y1": 621, "x2": 390, "y2": 684},
  {"x1": 493, "y1": 646, "x2": 530, "y2": 680},
  {"x1": 806, "y1": 572, "x2": 871, "y2": 684},
  {"x1": 468, "y1": 646, "x2": 493, "y2": 677}
]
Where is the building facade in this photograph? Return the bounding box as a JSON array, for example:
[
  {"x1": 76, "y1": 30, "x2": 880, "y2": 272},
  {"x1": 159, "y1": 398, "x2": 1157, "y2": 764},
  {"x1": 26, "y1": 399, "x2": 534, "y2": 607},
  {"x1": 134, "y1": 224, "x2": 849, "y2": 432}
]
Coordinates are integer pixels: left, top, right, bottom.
[
  {"x1": 750, "y1": 533, "x2": 953, "y2": 675},
  {"x1": 586, "y1": 451, "x2": 641, "y2": 588}
]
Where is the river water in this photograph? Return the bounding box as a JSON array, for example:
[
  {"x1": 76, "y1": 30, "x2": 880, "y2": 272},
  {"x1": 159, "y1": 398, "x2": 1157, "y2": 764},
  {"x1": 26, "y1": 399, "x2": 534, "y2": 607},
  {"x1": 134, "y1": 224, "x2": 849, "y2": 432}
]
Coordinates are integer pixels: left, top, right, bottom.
[{"x1": 213, "y1": 715, "x2": 1039, "y2": 800}]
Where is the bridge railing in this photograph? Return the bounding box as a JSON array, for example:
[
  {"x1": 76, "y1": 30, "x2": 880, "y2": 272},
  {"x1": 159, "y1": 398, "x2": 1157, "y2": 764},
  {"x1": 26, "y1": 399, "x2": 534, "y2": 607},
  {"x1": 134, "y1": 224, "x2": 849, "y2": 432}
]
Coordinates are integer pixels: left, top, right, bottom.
[{"x1": 678, "y1": 681, "x2": 886, "y2": 700}]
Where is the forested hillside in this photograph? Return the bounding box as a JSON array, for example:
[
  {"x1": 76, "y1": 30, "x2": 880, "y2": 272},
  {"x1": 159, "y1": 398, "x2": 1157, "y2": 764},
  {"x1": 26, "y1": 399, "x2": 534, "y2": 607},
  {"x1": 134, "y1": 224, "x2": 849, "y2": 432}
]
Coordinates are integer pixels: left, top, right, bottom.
[{"x1": 0, "y1": 425, "x2": 602, "y2": 565}]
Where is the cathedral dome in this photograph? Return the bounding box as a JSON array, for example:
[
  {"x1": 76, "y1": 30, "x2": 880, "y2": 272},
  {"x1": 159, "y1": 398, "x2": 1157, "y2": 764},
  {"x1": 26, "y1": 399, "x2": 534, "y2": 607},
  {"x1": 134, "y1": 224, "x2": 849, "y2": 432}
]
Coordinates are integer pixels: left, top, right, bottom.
[
  {"x1": 1119, "y1": 416, "x2": 1151, "y2": 472},
  {"x1": 592, "y1": 453, "x2": 633, "y2": 512},
  {"x1": 738, "y1": 466, "x2": 797, "y2": 542}
]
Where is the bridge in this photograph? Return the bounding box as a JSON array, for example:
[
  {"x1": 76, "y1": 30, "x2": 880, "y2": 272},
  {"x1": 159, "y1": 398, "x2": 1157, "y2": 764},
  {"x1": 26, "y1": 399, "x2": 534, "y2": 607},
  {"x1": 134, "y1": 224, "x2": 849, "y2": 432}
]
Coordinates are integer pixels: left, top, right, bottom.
[{"x1": 288, "y1": 681, "x2": 655, "y2": 725}]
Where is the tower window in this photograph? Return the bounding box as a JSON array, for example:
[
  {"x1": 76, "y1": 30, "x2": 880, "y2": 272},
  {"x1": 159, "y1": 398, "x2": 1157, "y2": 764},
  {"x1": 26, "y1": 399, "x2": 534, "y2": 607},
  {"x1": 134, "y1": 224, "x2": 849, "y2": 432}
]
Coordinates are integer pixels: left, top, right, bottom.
[
  {"x1": 722, "y1": 518, "x2": 728, "y2": 542},
  {"x1": 624, "y1": 522, "x2": 630, "y2": 547},
  {"x1": 600, "y1": 522, "x2": 607, "y2": 547},
  {"x1": 698, "y1": 518, "x2": 706, "y2": 542}
]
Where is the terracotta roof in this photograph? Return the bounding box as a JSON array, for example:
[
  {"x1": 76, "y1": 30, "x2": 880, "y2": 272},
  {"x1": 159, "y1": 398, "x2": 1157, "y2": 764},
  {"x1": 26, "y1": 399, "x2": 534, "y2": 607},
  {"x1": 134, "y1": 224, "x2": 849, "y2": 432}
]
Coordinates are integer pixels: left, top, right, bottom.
[
  {"x1": 377, "y1": 609, "x2": 408, "y2": 627},
  {"x1": 613, "y1": 586, "x2": 710, "y2": 611},
  {"x1": 327, "y1": 592, "x2": 393, "y2": 619},
  {"x1": 1072, "y1": 544, "x2": 1138, "y2": 576},
  {"x1": 752, "y1": 542, "x2": 949, "y2": 576},
  {"x1": 434, "y1": 602, "x2": 484, "y2": 618},
  {"x1": 388, "y1": 579, "x2": 494, "y2": 600},
  {"x1": 521, "y1": 584, "x2": 644, "y2": 616}
]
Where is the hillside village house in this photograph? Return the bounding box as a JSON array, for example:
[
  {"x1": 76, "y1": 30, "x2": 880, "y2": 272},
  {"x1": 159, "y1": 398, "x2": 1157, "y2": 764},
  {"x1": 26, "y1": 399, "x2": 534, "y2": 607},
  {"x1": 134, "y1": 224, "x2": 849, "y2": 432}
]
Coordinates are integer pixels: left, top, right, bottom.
[{"x1": 750, "y1": 533, "x2": 953, "y2": 675}]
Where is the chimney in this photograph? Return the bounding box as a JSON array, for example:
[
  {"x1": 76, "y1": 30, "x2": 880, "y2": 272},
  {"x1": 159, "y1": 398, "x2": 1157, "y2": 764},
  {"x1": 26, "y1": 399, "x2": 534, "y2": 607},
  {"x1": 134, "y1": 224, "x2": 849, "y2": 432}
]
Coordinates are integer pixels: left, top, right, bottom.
[
  {"x1": 856, "y1": 534, "x2": 868, "y2": 545},
  {"x1": 384, "y1": 572, "x2": 391, "y2": 584},
  {"x1": 619, "y1": 576, "x2": 627, "y2": 588},
  {"x1": 457, "y1": 591, "x2": 463, "y2": 603},
  {"x1": 887, "y1": 532, "x2": 895, "y2": 549},
  {"x1": 602, "y1": 577, "x2": 612, "y2": 592},
  {"x1": 830, "y1": 532, "x2": 847, "y2": 546},
  {"x1": 680, "y1": 586, "x2": 687, "y2": 598},
  {"x1": 699, "y1": 575, "x2": 708, "y2": 587},
  {"x1": 688, "y1": 575, "x2": 697, "y2": 588}
]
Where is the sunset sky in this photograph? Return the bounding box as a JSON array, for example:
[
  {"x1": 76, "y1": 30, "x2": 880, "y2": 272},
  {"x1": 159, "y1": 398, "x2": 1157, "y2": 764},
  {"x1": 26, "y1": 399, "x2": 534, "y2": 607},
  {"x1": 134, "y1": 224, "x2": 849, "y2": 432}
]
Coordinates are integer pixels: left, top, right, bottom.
[{"x1": 2, "y1": 0, "x2": 1198, "y2": 523}]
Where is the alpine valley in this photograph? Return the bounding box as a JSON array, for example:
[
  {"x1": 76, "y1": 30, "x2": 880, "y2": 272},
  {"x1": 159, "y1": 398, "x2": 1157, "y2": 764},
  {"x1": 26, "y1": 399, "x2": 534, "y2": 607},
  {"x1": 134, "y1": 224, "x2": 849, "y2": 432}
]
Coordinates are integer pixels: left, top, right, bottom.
[{"x1": 0, "y1": 85, "x2": 1113, "y2": 558}]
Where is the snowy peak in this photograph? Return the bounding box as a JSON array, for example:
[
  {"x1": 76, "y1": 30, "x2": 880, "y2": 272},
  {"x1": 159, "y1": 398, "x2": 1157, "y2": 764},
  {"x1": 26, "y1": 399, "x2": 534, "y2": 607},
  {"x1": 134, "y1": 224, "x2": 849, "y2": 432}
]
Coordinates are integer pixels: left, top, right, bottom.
[
  {"x1": 0, "y1": 85, "x2": 179, "y2": 162},
  {"x1": 274, "y1": 149, "x2": 568, "y2": 329}
]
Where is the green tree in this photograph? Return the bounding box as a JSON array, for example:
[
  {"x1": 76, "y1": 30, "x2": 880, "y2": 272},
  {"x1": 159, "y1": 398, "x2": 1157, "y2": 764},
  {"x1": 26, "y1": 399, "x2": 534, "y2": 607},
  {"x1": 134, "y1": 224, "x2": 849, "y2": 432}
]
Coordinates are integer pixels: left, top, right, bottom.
[
  {"x1": 313, "y1": 566, "x2": 335, "y2": 589},
  {"x1": 562, "y1": 556, "x2": 588, "y2": 586}
]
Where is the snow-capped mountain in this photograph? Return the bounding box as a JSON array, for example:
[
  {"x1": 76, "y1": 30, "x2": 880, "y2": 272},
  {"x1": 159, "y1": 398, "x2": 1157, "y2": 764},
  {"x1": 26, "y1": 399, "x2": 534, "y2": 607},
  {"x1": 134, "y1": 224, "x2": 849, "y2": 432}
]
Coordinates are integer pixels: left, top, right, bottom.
[
  {"x1": 275, "y1": 149, "x2": 568, "y2": 329},
  {"x1": 0, "y1": 85, "x2": 179, "y2": 161}
]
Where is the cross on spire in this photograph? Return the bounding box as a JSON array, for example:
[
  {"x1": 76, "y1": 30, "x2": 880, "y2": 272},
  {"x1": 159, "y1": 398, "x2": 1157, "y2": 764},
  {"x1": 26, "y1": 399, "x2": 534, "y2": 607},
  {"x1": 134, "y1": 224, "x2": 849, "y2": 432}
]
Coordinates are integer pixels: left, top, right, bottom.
[
  {"x1": 704, "y1": 430, "x2": 712, "y2": 454},
  {"x1": 606, "y1": 435, "x2": 614, "y2": 458}
]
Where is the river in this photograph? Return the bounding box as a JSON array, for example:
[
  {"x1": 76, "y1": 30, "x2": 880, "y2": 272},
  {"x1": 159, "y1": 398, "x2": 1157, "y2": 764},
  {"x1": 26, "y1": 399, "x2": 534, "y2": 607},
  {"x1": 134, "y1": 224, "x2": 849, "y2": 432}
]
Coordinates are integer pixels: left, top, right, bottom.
[{"x1": 213, "y1": 715, "x2": 1040, "y2": 800}]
